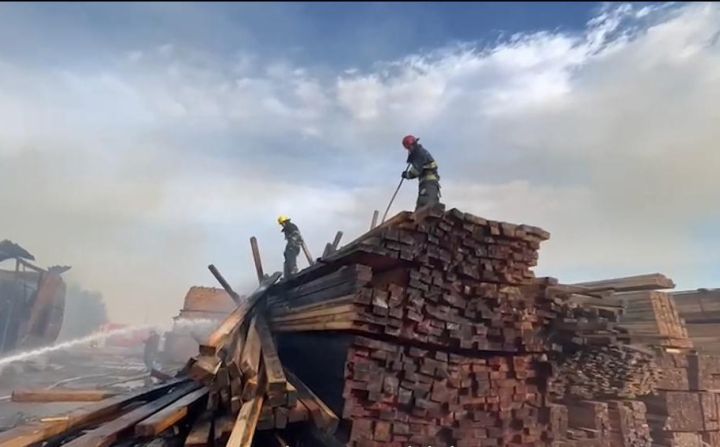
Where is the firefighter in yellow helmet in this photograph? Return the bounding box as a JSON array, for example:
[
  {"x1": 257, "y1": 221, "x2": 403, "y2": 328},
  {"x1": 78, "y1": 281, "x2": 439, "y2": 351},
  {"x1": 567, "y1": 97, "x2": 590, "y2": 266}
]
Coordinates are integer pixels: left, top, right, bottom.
[{"x1": 277, "y1": 215, "x2": 303, "y2": 278}]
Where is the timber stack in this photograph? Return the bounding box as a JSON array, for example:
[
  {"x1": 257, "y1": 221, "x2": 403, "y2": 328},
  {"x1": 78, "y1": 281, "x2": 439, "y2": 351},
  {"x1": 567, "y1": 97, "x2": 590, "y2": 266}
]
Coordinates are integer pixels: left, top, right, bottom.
[
  {"x1": 6, "y1": 206, "x2": 720, "y2": 447},
  {"x1": 268, "y1": 205, "x2": 561, "y2": 447},
  {"x1": 672, "y1": 288, "x2": 720, "y2": 353}
]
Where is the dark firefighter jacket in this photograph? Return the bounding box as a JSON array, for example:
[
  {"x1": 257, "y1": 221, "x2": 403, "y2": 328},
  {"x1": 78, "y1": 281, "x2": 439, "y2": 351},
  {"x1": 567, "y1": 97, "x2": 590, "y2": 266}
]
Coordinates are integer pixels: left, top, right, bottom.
[
  {"x1": 406, "y1": 144, "x2": 440, "y2": 184},
  {"x1": 282, "y1": 221, "x2": 303, "y2": 246}
]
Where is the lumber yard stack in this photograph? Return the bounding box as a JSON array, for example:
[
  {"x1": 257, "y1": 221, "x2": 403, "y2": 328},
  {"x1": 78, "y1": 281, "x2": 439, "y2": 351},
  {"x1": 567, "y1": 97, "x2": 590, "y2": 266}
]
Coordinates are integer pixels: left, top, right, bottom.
[
  {"x1": 672, "y1": 288, "x2": 720, "y2": 353},
  {"x1": 543, "y1": 281, "x2": 655, "y2": 447},
  {"x1": 5, "y1": 206, "x2": 720, "y2": 447},
  {"x1": 549, "y1": 274, "x2": 720, "y2": 447},
  {"x1": 268, "y1": 205, "x2": 562, "y2": 447},
  {"x1": 640, "y1": 350, "x2": 720, "y2": 447}
]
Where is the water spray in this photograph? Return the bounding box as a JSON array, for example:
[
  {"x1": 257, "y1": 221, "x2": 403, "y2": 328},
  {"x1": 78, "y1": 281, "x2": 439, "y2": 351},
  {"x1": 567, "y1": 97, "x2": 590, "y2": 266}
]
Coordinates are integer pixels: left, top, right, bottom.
[{"x1": 0, "y1": 325, "x2": 155, "y2": 368}]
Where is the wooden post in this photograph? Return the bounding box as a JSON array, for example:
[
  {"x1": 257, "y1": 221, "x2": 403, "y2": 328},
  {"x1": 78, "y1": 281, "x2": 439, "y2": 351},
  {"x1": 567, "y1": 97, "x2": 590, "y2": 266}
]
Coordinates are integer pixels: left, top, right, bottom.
[
  {"x1": 331, "y1": 231, "x2": 343, "y2": 250},
  {"x1": 370, "y1": 210, "x2": 379, "y2": 230},
  {"x1": 300, "y1": 241, "x2": 314, "y2": 266},
  {"x1": 208, "y1": 265, "x2": 241, "y2": 305},
  {"x1": 249, "y1": 237, "x2": 264, "y2": 283}
]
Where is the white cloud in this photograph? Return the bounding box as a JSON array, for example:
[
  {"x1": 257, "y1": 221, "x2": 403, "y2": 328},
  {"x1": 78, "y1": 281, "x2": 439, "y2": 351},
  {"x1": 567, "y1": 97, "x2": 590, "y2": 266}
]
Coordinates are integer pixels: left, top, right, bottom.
[{"x1": 2, "y1": 3, "x2": 719, "y2": 325}]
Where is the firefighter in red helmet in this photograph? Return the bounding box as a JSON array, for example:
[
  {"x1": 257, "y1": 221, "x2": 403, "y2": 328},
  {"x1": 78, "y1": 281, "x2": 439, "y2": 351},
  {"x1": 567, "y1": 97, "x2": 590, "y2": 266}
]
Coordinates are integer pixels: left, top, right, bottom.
[{"x1": 401, "y1": 135, "x2": 441, "y2": 210}]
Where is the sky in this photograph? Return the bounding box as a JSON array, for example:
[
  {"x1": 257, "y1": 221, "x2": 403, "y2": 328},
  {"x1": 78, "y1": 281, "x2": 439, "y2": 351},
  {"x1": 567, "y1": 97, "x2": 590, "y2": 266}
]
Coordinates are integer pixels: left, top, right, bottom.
[{"x1": 1, "y1": 2, "x2": 719, "y2": 325}]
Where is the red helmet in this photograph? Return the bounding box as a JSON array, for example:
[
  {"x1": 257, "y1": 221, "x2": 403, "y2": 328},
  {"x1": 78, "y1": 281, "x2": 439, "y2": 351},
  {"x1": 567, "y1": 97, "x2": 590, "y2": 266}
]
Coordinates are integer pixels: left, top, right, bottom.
[{"x1": 402, "y1": 135, "x2": 418, "y2": 150}]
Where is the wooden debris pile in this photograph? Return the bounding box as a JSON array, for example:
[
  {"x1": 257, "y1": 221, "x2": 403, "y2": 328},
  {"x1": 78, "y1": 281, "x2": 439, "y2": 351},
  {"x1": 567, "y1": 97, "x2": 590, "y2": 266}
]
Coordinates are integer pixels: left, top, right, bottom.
[{"x1": 0, "y1": 378, "x2": 199, "y2": 447}]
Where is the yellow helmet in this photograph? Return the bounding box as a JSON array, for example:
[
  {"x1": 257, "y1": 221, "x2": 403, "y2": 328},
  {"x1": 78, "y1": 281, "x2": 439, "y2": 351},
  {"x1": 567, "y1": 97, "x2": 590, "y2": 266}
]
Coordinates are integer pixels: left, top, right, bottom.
[{"x1": 277, "y1": 215, "x2": 290, "y2": 225}]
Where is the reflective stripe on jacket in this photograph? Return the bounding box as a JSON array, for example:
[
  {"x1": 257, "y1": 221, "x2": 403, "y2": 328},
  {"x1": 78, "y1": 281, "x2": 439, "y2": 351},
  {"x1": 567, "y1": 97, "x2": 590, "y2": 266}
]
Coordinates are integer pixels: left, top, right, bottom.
[{"x1": 406, "y1": 144, "x2": 439, "y2": 183}]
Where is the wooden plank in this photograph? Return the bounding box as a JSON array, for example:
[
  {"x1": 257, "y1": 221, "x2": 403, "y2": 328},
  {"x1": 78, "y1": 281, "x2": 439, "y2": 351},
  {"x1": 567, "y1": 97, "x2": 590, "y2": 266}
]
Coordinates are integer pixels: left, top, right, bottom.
[
  {"x1": 285, "y1": 369, "x2": 338, "y2": 433},
  {"x1": 256, "y1": 316, "x2": 287, "y2": 395},
  {"x1": 300, "y1": 240, "x2": 314, "y2": 266},
  {"x1": 286, "y1": 381, "x2": 298, "y2": 407},
  {"x1": 0, "y1": 379, "x2": 186, "y2": 447},
  {"x1": 269, "y1": 294, "x2": 356, "y2": 317},
  {"x1": 135, "y1": 387, "x2": 209, "y2": 437},
  {"x1": 370, "y1": 210, "x2": 379, "y2": 230},
  {"x1": 269, "y1": 304, "x2": 357, "y2": 323},
  {"x1": 227, "y1": 368, "x2": 266, "y2": 447},
  {"x1": 188, "y1": 355, "x2": 221, "y2": 384},
  {"x1": 208, "y1": 264, "x2": 242, "y2": 304},
  {"x1": 213, "y1": 415, "x2": 235, "y2": 445},
  {"x1": 202, "y1": 271, "x2": 281, "y2": 355},
  {"x1": 11, "y1": 389, "x2": 117, "y2": 402},
  {"x1": 250, "y1": 237, "x2": 265, "y2": 283},
  {"x1": 271, "y1": 320, "x2": 356, "y2": 333},
  {"x1": 63, "y1": 382, "x2": 200, "y2": 447},
  {"x1": 240, "y1": 315, "x2": 262, "y2": 378},
  {"x1": 287, "y1": 401, "x2": 310, "y2": 423},
  {"x1": 184, "y1": 412, "x2": 212, "y2": 447},
  {"x1": 331, "y1": 231, "x2": 343, "y2": 250},
  {"x1": 228, "y1": 322, "x2": 249, "y2": 380},
  {"x1": 572, "y1": 273, "x2": 675, "y2": 292}
]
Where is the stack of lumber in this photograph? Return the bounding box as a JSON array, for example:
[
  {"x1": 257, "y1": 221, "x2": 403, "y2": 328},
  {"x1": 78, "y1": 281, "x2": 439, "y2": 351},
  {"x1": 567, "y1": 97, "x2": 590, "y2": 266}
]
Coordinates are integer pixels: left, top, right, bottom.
[
  {"x1": 343, "y1": 337, "x2": 548, "y2": 446},
  {"x1": 543, "y1": 284, "x2": 658, "y2": 402},
  {"x1": 7, "y1": 206, "x2": 720, "y2": 447},
  {"x1": 563, "y1": 400, "x2": 610, "y2": 446},
  {"x1": 606, "y1": 400, "x2": 651, "y2": 447},
  {"x1": 549, "y1": 345, "x2": 658, "y2": 400},
  {"x1": 545, "y1": 287, "x2": 629, "y2": 349},
  {"x1": 268, "y1": 205, "x2": 563, "y2": 447},
  {"x1": 635, "y1": 350, "x2": 720, "y2": 445},
  {"x1": 643, "y1": 391, "x2": 720, "y2": 446},
  {"x1": 655, "y1": 350, "x2": 720, "y2": 391},
  {"x1": 276, "y1": 332, "x2": 555, "y2": 447},
  {"x1": 617, "y1": 291, "x2": 693, "y2": 349},
  {"x1": 672, "y1": 288, "x2": 720, "y2": 353},
  {"x1": 546, "y1": 275, "x2": 677, "y2": 447},
  {"x1": 553, "y1": 400, "x2": 652, "y2": 447},
  {"x1": 269, "y1": 206, "x2": 554, "y2": 354}
]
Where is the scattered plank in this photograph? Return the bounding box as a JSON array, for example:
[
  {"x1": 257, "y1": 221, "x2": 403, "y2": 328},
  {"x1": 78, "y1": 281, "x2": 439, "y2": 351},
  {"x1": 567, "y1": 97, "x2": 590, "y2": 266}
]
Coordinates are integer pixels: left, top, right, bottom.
[
  {"x1": 135, "y1": 387, "x2": 209, "y2": 437},
  {"x1": 11, "y1": 389, "x2": 117, "y2": 403},
  {"x1": 227, "y1": 367, "x2": 266, "y2": 447},
  {"x1": 256, "y1": 316, "x2": 287, "y2": 404},
  {"x1": 202, "y1": 272, "x2": 281, "y2": 355},
  {"x1": 0, "y1": 379, "x2": 186, "y2": 447},
  {"x1": 208, "y1": 264, "x2": 242, "y2": 305},
  {"x1": 240, "y1": 315, "x2": 262, "y2": 379},
  {"x1": 183, "y1": 412, "x2": 212, "y2": 447},
  {"x1": 285, "y1": 369, "x2": 338, "y2": 433},
  {"x1": 62, "y1": 382, "x2": 200, "y2": 447}
]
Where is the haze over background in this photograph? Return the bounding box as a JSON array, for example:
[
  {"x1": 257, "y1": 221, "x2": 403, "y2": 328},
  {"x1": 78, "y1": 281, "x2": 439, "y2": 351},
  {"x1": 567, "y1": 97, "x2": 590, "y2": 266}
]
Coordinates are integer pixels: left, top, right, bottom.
[{"x1": 1, "y1": 2, "x2": 719, "y2": 325}]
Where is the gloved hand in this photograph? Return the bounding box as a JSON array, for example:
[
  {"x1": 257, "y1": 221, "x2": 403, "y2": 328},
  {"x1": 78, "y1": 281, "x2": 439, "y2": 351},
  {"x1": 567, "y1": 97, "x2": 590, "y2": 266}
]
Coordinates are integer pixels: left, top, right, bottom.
[{"x1": 401, "y1": 171, "x2": 409, "y2": 179}]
